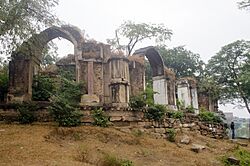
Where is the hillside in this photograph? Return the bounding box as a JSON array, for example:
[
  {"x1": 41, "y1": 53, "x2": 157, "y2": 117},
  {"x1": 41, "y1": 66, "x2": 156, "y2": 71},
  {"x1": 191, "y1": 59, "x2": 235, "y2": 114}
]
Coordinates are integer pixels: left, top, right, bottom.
[{"x1": 0, "y1": 123, "x2": 249, "y2": 166}]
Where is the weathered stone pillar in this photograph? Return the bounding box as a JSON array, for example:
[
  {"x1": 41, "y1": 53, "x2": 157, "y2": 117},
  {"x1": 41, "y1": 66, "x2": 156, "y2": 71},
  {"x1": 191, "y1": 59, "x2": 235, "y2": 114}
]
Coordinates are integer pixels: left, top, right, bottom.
[
  {"x1": 153, "y1": 76, "x2": 168, "y2": 105},
  {"x1": 7, "y1": 57, "x2": 33, "y2": 103},
  {"x1": 177, "y1": 80, "x2": 192, "y2": 107},
  {"x1": 80, "y1": 60, "x2": 100, "y2": 105},
  {"x1": 177, "y1": 78, "x2": 199, "y2": 114},
  {"x1": 74, "y1": 49, "x2": 82, "y2": 83},
  {"x1": 87, "y1": 61, "x2": 94, "y2": 95}
]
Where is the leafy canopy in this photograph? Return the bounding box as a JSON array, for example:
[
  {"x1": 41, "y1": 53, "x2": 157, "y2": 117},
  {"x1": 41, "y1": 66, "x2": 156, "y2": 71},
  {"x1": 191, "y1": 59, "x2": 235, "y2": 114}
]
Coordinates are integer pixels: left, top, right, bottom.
[
  {"x1": 158, "y1": 46, "x2": 205, "y2": 78},
  {"x1": 107, "y1": 20, "x2": 172, "y2": 55},
  {"x1": 0, "y1": 0, "x2": 59, "y2": 55},
  {"x1": 207, "y1": 40, "x2": 250, "y2": 113}
]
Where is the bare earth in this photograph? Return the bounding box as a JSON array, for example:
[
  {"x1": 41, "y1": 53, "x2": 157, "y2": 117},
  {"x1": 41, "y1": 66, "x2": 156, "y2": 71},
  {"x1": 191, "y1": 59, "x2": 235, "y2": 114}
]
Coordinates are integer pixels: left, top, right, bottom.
[{"x1": 0, "y1": 123, "x2": 249, "y2": 166}]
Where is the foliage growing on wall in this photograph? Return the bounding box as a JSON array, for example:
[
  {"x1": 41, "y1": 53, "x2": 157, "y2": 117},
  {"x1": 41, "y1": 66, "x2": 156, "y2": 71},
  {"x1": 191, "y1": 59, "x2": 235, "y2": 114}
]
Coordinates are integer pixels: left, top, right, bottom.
[
  {"x1": 17, "y1": 102, "x2": 38, "y2": 124},
  {"x1": 49, "y1": 97, "x2": 82, "y2": 127},
  {"x1": 166, "y1": 128, "x2": 176, "y2": 142},
  {"x1": 32, "y1": 75, "x2": 55, "y2": 101},
  {"x1": 129, "y1": 84, "x2": 155, "y2": 109},
  {"x1": 145, "y1": 104, "x2": 166, "y2": 121},
  {"x1": 92, "y1": 108, "x2": 110, "y2": 127},
  {"x1": 199, "y1": 111, "x2": 222, "y2": 123}
]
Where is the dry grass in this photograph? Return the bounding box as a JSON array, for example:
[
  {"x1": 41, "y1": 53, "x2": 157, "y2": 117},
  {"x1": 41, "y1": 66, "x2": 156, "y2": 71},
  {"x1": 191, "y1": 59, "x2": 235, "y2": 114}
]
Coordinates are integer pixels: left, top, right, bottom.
[{"x1": 0, "y1": 123, "x2": 249, "y2": 166}]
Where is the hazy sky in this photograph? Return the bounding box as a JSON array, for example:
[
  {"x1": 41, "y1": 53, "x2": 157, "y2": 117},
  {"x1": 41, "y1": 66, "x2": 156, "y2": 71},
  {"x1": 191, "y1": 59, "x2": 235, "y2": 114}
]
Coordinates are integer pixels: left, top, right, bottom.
[{"x1": 54, "y1": 0, "x2": 250, "y2": 118}]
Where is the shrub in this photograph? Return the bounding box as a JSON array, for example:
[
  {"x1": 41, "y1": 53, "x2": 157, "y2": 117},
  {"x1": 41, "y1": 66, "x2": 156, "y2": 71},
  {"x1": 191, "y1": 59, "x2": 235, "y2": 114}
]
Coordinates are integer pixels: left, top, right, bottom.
[
  {"x1": 129, "y1": 95, "x2": 146, "y2": 109},
  {"x1": 92, "y1": 108, "x2": 109, "y2": 127},
  {"x1": 143, "y1": 85, "x2": 155, "y2": 106},
  {"x1": 199, "y1": 111, "x2": 222, "y2": 123},
  {"x1": 102, "y1": 154, "x2": 134, "y2": 166},
  {"x1": 49, "y1": 98, "x2": 82, "y2": 127},
  {"x1": 167, "y1": 128, "x2": 176, "y2": 142},
  {"x1": 199, "y1": 106, "x2": 208, "y2": 112},
  {"x1": 168, "y1": 111, "x2": 184, "y2": 119},
  {"x1": 129, "y1": 85, "x2": 155, "y2": 109},
  {"x1": 57, "y1": 78, "x2": 84, "y2": 105},
  {"x1": 18, "y1": 102, "x2": 38, "y2": 124},
  {"x1": 186, "y1": 105, "x2": 195, "y2": 113},
  {"x1": 145, "y1": 104, "x2": 166, "y2": 121},
  {"x1": 222, "y1": 147, "x2": 250, "y2": 166},
  {"x1": 32, "y1": 75, "x2": 55, "y2": 101},
  {"x1": 176, "y1": 100, "x2": 185, "y2": 110}
]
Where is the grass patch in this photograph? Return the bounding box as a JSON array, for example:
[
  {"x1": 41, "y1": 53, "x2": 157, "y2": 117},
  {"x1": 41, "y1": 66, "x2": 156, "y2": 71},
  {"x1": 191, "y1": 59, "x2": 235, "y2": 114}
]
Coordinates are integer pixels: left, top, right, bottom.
[
  {"x1": 222, "y1": 146, "x2": 250, "y2": 166},
  {"x1": 101, "y1": 153, "x2": 134, "y2": 166}
]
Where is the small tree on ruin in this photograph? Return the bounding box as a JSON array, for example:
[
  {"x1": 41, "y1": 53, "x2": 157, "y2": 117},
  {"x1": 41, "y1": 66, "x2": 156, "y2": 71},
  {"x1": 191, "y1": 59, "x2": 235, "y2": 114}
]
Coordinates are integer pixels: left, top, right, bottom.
[{"x1": 107, "y1": 20, "x2": 172, "y2": 56}]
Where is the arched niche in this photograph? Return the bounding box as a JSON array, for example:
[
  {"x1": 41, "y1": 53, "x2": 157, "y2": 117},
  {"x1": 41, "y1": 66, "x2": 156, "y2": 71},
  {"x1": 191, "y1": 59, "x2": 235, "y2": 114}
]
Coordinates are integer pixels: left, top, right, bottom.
[
  {"x1": 8, "y1": 25, "x2": 84, "y2": 102},
  {"x1": 132, "y1": 46, "x2": 176, "y2": 106}
]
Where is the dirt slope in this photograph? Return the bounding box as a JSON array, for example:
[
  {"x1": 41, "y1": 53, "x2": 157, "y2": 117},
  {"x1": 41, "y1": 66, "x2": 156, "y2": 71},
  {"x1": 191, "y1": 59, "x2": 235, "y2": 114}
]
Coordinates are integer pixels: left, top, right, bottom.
[{"x1": 0, "y1": 124, "x2": 249, "y2": 166}]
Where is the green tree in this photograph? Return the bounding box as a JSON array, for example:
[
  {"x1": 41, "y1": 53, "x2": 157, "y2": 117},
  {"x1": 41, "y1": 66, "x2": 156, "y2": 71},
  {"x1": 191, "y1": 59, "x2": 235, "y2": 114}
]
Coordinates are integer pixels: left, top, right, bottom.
[
  {"x1": 158, "y1": 46, "x2": 205, "y2": 78},
  {"x1": 41, "y1": 42, "x2": 59, "y2": 67},
  {"x1": 107, "y1": 20, "x2": 172, "y2": 56},
  {"x1": 0, "y1": 0, "x2": 59, "y2": 55},
  {"x1": 207, "y1": 40, "x2": 250, "y2": 113}
]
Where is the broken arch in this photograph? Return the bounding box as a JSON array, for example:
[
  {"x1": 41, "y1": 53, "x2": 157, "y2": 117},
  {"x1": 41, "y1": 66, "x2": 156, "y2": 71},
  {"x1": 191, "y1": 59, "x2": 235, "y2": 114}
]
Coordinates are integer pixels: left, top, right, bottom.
[
  {"x1": 132, "y1": 46, "x2": 176, "y2": 106},
  {"x1": 8, "y1": 25, "x2": 84, "y2": 102}
]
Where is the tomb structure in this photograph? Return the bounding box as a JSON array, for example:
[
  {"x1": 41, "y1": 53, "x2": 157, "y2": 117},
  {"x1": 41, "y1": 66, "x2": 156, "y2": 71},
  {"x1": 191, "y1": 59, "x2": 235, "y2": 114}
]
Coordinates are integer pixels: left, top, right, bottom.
[{"x1": 7, "y1": 25, "x2": 218, "y2": 112}]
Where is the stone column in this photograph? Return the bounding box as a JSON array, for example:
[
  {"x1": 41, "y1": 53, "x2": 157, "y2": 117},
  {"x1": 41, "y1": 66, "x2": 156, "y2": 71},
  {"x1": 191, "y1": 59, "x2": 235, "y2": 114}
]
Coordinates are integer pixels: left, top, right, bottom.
[
  {"x1": 7, "y1": 58, "x2": 33, "y2": 103},
  {"x1": 191, "y1": 88, "x2": 199, "y2": 110},
  {"x1": 153, "y1": 76, "x2": 168, "y2": 105},
  {"x1": 80, "y1": 60, "x2": 99, "y2": 105},
  {"x1": 177, "y1": 82, "x2": 192, "y2": 107},
  {"x1": 74, "y1": 48, "x2": 82, "y2": 83},
  {"x1": 87, "y1": 61, "x2": 94, "y2": 95}
]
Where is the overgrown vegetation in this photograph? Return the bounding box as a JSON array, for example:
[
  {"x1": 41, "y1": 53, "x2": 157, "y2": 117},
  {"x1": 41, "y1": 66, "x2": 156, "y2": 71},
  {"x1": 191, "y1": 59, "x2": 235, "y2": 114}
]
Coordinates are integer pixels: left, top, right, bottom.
[
  {"x1": 56, "y1": 78, "x2": 84, "y2": 105},
  {"x1": 129, "y1": 95, "x2": 146, "y2": 110},
  {"x1": 145, "y1": 104, "x2": 166, "y2": 121},
  {"x1": 49, "y1": 98, "x2": 82, "y2": 127},
  {"x1": 170, "y1": 111, "x2": 184, "y2": 119},
  {"x1": 129, "y1": 84, "x2": 154, "y2": 110},
  {"x1": 49, "y1": 76, "x2": 84, "y2": 127},
  {"x1": 166, "y1": 128, "x2": 176, "y2": 142},
  {"x1": 222, "y1": 146, "x2": 250, "y2": 166},
  {"x1": 186, "y1": 105, "x2": 195, "y2": 113},
  {"x1": 102, "y1": 153, "x2": 134, "y2": 166},
  {"x1": 199, "y1": 111, "x2": 222, "y2": 123},
  {"x1": 92, "y1": 108, "x2": 110, "y2": 127},
  {"x1": 32, "y1": 75, "x2": 55, "y2": 101},
  {"x1": 176, "y1": 100, "x2": 185, "y2": 111},
  {"x1": 17, "y1": 102, "x2": 38, "y2": 124}
]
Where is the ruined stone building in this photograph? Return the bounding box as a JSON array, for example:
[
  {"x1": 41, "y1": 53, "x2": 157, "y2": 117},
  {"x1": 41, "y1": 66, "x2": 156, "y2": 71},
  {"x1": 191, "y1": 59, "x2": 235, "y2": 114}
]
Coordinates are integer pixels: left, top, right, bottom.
[{"x1": 6, "y1": 25, "x2": 217, "y2": 112}]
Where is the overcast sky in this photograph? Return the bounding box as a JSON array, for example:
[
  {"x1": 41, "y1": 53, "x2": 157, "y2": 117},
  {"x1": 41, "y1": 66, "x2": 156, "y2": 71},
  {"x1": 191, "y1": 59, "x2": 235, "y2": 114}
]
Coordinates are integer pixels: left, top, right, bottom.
[{"x1": 54, "y1": 0, "x2": 250, "y2": 118}]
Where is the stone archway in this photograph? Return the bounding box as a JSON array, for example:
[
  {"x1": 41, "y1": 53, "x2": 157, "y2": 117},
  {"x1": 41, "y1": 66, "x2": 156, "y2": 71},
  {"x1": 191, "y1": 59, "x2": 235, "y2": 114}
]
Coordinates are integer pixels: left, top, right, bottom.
[
  {"x1": 133, "y1": 46, "x2": 176, "y2": 106},
  {"x1": 8, "y1": 25, "x2": 84, "y2": 102},
  {"x1": 133, "y1": 46, "x2": 165, "y2": 77}
]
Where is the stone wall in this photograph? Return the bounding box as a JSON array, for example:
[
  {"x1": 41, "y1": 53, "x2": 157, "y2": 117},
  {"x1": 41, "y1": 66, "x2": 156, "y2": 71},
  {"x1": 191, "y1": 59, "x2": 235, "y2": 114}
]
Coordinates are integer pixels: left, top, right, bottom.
[{"x1": 0, "y1": 104, "x2": 227, "y2": 139}]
